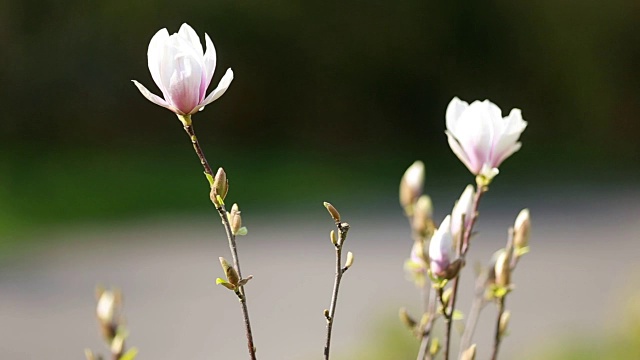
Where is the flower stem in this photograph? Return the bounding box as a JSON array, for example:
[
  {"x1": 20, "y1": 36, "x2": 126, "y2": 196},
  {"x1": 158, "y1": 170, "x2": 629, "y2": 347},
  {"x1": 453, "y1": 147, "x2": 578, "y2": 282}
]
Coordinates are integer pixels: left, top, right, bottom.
[
  {"x1": 181, "y1": 120, "x2": 257, "y2": 360},
  {"x1": 324, "y1": 222, "x2": 350, "y2": 360},
  {"x1": 459, "y1": 270, "x2": 490, "y2": 355},
  {"x1": 491, "y1": 297, "x2": 506, "y2": 360},
  {"x1": 416, "y1": 287, "x2": 437, "y2": 360},
  {"x1": 442, "y1": 184, "x2": 486, "y2": 360}
]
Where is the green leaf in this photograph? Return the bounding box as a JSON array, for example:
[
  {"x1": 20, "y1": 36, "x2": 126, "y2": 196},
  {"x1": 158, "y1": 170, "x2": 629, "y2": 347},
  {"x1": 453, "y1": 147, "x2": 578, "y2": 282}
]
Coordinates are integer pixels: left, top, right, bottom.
[
  {"x1": 237, "y1": 227, "x2": 248, "y2": 236},
  {"x1": 515, "y1": 246, "x2": 530, "y2": 257},
  {"x1": 204, "y1": 172, "x2": 214, "y2": 186},
  {"x1": 215, "y1": 278, "x2": 236, "y2": 290},
  {"x1": 119, "y1": 347, "x2": 138, "y2": 360},
  {"x1": 452, "y1": 310, "x2": 465, "y2": 320}
]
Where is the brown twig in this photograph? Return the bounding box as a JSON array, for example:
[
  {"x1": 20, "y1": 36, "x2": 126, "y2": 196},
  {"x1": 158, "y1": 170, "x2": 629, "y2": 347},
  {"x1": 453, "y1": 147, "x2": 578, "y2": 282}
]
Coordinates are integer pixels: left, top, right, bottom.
[
  {"x1": 416, "y1": 286, "x2": 438, "y2": 360},
  {"x1": 459, "y1": 270, "x2": 490, "y2": 355},
  {"x1": 324, "y1": 221, "x2": 350, "y2": 360},
  {"x1": 491, "y1": 297, "x2": 506, "y2": 360},
  {"x1": 181, "y1": 119, "x2": 257, "y2": 360}
]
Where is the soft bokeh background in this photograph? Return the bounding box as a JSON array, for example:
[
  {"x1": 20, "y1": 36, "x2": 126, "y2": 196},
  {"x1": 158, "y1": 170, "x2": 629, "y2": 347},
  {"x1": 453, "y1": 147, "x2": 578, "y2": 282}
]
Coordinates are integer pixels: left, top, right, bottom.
[{"x1": 1, "y1": 1, "x2": 639, "y2": 359}]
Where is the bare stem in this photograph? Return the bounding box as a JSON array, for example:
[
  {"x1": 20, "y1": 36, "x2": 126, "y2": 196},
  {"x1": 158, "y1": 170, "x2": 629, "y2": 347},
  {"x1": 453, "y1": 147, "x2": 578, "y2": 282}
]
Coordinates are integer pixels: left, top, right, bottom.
[
  {"x1": 324, "y1": 222, "x2": 350, "y2": 360},
  {"x1": 416, "y1": 286, "x2": 438, "y2": 360},
  {"x1": 442, "y1": 184, "x2": 486, "y2": 360},
  {"x1": 459, "y1": 271, "x2": 490, "y2": 355},
  {"x1": 491, "y1": 297, "x2": 506, "y2": 360},
  {"x1": 182, "y1": 122, "x2": 257, "y2": 360}
]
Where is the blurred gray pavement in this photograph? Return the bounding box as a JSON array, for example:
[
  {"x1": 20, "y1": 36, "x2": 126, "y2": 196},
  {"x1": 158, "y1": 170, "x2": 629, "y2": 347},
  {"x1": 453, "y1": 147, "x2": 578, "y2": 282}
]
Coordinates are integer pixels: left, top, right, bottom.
[{"x1": 1, "y1": 186, "x2": 639, "y2": 360}]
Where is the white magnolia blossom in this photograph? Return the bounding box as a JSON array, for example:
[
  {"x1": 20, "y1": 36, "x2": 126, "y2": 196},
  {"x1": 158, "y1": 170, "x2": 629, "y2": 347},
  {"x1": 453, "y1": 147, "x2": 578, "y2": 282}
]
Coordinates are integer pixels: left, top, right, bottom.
[
  {"x1": 451, "y1": 184, "x2": 474, "y2": 240},
  {"x1": 445, "y1": 97, "x2": 527, "y2": 180},
  {"x1": 429, "y1": 215, "x2": 454, "y2": 276},
  {"x1": 133, "y1": 23, "x2": 233, "y2": 116}
]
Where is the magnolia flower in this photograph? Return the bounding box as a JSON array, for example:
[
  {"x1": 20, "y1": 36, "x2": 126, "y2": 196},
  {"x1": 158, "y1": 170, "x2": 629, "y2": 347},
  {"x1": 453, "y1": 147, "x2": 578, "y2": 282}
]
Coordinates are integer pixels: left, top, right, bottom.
[
  {"x1": 445, "y1": 97, "x2": 527, "y2": 180},
  {"x1": 132, "y1": 23, "x2": 234, "y2": 116},
  {"x1": 429, "y1": 215, "x2": 455, "y2": 277},
  {"x1": 451, "y1": 184, "x2": 474, "y2": 240}
]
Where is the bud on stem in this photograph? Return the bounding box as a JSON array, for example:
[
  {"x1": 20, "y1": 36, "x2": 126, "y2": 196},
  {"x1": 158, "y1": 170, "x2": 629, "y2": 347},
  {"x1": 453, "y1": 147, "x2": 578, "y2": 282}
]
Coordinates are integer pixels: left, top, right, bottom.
[
  {"x1": 513, "y1": 209, "x2": 531, "y2": 249},
  {"x1": 323, "y1": 202, "x2": 341, "y2": 223},
  {"x1": 219, "y1": 257, "x2": 240, "y2": 287},
  {"x1": 211, "y1": 168, "x2": 228, "y2": 206}
]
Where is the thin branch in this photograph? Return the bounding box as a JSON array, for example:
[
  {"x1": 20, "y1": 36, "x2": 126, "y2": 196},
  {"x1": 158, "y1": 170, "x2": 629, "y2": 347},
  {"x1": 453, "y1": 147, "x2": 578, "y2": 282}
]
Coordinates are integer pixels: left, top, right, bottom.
[
  {"x1": 491, "y1": 297, "x2": 506, "y2": 360},
  {"x1": 182, "y1": 122, "x2": 257, "y2": 360},
  {"x1": 459, "y1": 270, "x2": 490, "y2": 355},
  {"x1": 442, "y1": 184, "x2": 486, "y2": 359},
  {"x1": 324, "y1": 222, "x2": 350, "y2": 360},
  {"x1": 416, "y1": 286, "x2": 437, "y2": 360}
]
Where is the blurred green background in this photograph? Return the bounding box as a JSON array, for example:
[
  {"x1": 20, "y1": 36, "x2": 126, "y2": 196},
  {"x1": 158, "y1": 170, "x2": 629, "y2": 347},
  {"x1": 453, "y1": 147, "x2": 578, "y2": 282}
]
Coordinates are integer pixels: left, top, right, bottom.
[
  {"x1": 1, "y1": 1, "x2": 640, "y2": 358},
  {"x1": 2, "y1": 0, "x2": 638, "y2": 243}
]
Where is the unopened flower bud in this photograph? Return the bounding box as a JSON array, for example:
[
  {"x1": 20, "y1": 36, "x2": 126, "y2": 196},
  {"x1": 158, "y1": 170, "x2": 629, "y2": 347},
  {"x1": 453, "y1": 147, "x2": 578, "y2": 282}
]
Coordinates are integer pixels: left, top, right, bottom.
[
  {"x1": 96, "y1": 288, "x2": 122, "y2": 342},
  {"x1": 96, "y1": 289, "x2": 117, "y2": 326},
  {"x1": 429, "y1": 216, "x2": 455, "y2": 279},
  {"x1": 460, "y1": 344, "x2": 477, "y2": 360},
  {"x1": 323, "y1": 202, "x2": 341, "y2": 222},
  {"x1": 499, "y1": 310, "x2": 511, "y2": 337},
  {"x1": 344, "y1": 251, "x2": 354, "y2": 270},
  {"x1": 513, "y1": 209, "x2": 530, "y2": 249},
  {"x1": 494, "y1": 250, "x2": 510, "y2": 288},
  {"x1": 412, "y1": 195, "x2": 435, "y2": 238},
  {"x1": 219, "y1": 257, "x2": 240, "y2": 286},
  {"x1": 211, "y1": 168, "x2": 228, "y2": 206},
  {"x1": 451, "y1": 184, "x2": 474, "y2": 241},
  {"x1": 229, "y1": 203, "x2": 242, "y2": 235},
  {"x1": 399, "y1": 308, "x2": 417, "y2": 329},
  {"x1": 400, "y1": 161, "x2": 425, "y2": 215}
]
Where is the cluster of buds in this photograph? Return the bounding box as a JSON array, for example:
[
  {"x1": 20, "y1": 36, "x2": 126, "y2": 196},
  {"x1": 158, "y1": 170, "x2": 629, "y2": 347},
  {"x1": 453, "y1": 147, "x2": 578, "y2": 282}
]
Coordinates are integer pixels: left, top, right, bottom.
[
  {"x1": 400, "y1": 161, "x2": 437, "y2": 286},
  {"x1": 397, "y1": 97, "x2": 530, "y2": 359},
  {"x1": 488, "y1": 208, "x2": 531, "y2": 299}
]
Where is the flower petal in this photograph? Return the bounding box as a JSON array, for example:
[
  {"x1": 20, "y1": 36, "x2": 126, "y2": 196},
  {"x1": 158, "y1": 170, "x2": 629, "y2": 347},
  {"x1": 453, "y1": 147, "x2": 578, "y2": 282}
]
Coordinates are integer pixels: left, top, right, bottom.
[
  {"x1": 132, "y1": 80, "x2": 177, "y2": 112},
  {"x1": 491, "y1": 109, "x2": 527, "y2": 167},
  {"x1": 446, "y1": 130, "x2": 477, "y2": 173},
  {"x1": 445, "y1": 97, "x2": 469, "y2": 136},
  {"x1": 202, "y1": 33, "x2": 217, "y2": 93},
  {"x1": 178, "y1": 23, "x2": 204, "y2": 56},
  {"x1": 198, "y1": 68, "x2": 234, "y2": 111},
  {"x1": 147, "y1": 28, "x2": 170, "y2": 97},
  {"x1": 455, "y1": 102, "x2": 493, "y2": 171},
  {"x1": 162, "y1": 36, "x2": 204, "y2": 114}
]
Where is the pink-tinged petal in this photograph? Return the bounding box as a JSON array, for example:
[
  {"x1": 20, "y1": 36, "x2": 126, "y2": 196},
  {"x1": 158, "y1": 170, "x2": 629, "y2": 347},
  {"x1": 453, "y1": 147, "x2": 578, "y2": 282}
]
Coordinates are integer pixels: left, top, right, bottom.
[
  {"x1": 429, "y1": 215, "x2": 454, "y2": 274},
  {"x1": 502, "y1": 108, "x2": 528, "y2": 135},
  {"x1": 147, "y1": 28, "x2": 170, "y2": 96},
  {"x1": 157, "y1": 35, "x2": 204, "y2": 114},
  {"x1": 167, "y1": 53, "x2": 203, "y2": 114},
  {"x1": 132, "y1": 80, "x2": 178, "y2": 113},
  {"x1": 445, "y1": 97, "x2": 469, "y2": 136},
  {"x1": 446, "y1": 131, "x2": 478, "y2": 173},
  {"x1": 202, "y1": 33, "x2": 217, "y2": 92},
  {"x1": 492, "y1": 142, "x2": 522, "y2": 168},
  {"x1": 491, "y1": 109, "x2": 527, "y2": 166},
  {"x1": 455, "y1": 104, "x2": 493, "y2": 171},
  {"x1": 177, "y1": 23, "x2": 204, "y2": 56},
  {"x1": 198, "y1": 68, "x2": 234, "y2": 112}
]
